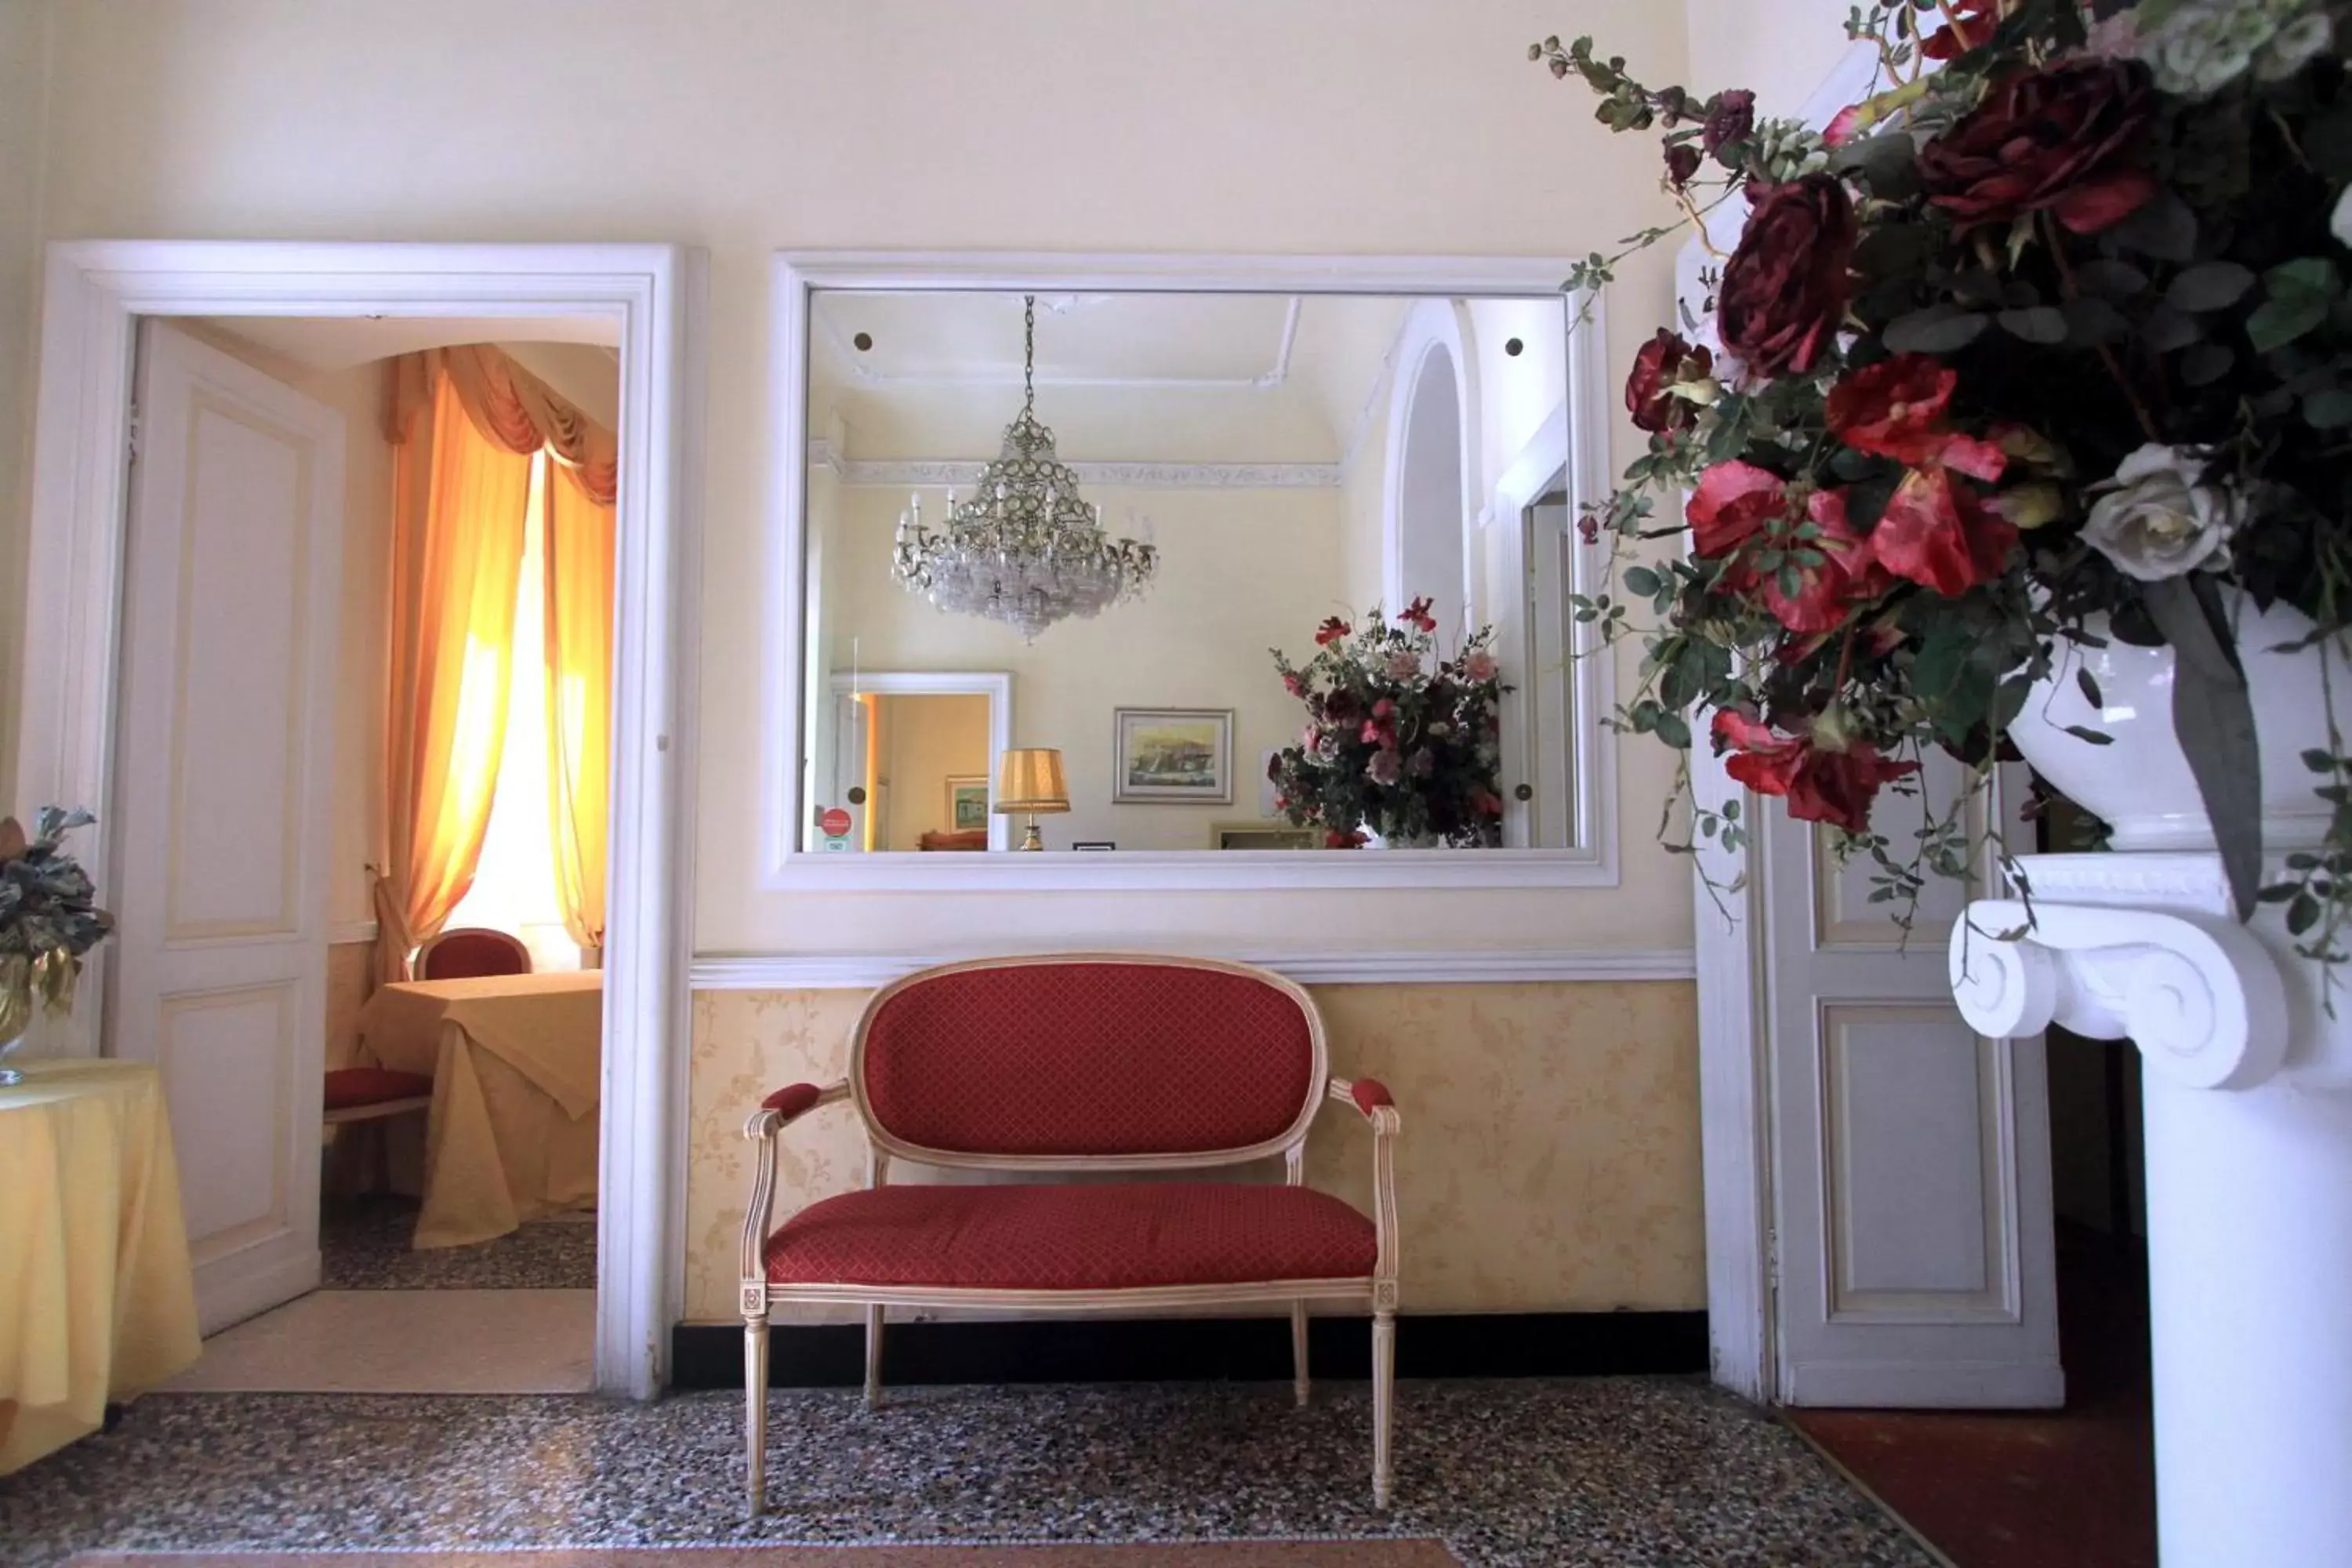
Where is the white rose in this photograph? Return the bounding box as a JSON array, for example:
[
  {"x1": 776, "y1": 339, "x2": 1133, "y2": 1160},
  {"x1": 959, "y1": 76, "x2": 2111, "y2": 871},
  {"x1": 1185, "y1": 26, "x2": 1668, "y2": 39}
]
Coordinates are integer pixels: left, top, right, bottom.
[{"x1": 2082, "y1": 444, "x2": 2245, "y2": 583}]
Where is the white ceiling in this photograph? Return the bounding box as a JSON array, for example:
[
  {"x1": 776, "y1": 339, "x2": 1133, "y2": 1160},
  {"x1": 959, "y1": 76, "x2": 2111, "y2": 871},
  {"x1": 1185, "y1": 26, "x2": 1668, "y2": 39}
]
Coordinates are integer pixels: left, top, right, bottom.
[
  {"x1": 808, "y1": 291, "x2": 1425, "y2": 466},
  {"x1": 187, "y1": 314, "x2": 619, "y2": 374}
]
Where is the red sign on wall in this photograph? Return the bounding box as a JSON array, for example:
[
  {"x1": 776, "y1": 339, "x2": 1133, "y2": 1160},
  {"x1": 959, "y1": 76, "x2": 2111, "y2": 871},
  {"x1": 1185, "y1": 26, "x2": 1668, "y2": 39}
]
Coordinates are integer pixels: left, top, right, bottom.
[{"x1": 818, "y1": 807, "x2": 853, "y2": 838}]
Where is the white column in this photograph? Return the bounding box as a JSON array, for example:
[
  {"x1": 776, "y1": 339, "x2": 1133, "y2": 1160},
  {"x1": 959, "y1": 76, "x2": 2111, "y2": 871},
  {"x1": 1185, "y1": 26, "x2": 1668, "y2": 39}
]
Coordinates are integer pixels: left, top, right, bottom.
[{"x1": 1950, "y1": 852, "x2": 2352, "y2": 1567}]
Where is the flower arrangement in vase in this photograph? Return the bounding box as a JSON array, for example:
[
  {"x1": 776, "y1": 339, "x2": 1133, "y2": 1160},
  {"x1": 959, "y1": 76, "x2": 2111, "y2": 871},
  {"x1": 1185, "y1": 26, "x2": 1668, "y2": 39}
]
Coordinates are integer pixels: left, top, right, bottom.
[
  {"x1": 0, "y1": 807, "x2": 114, "y2": 1085},
  {"x1": 1531, "y1": 0, "x2": 2352, "y2": 956},
  {"x1": 1268, "y1": 597, "x2": 1511, "y2": 848}
]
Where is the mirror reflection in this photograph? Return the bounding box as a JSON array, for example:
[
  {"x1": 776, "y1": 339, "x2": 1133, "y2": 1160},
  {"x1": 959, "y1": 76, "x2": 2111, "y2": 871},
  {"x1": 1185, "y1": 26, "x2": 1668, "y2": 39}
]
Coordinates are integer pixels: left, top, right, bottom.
[{"x1": 800, "y1": 289, "x2": 1577, "y2": 854}]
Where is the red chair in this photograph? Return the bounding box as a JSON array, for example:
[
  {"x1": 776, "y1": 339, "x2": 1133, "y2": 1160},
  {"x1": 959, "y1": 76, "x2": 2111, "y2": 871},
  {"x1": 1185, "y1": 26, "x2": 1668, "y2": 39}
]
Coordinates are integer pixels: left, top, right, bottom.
[
  {"x1": 416, "y1": 927, "x2": 532, "y2": 980},
  {"x1": 323, "y1": 1065, "x2": 435, "y2": 1194}
]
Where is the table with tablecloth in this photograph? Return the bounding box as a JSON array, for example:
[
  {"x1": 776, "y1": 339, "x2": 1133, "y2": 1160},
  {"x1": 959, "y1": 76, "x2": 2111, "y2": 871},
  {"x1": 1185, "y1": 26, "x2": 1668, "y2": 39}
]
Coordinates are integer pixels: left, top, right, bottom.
[
  {"x1": 353, "y1": 970, "x2": 603, "y2": 1250},
  {"x1": 0, "y1": 1058, "x2": 201, "y2": 1475}
]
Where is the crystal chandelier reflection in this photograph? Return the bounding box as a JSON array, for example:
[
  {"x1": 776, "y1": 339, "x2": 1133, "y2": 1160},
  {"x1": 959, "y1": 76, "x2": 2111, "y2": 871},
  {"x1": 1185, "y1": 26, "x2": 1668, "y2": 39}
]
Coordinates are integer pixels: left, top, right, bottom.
[{"x1": 892, "y1": 296, "x2": 1158, "y2": 640}]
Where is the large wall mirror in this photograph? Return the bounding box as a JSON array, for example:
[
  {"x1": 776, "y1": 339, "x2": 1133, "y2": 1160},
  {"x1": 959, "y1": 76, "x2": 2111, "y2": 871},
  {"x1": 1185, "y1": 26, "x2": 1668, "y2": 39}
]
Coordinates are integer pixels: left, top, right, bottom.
[{"x1": 768, "y1": 256, "x2": 1617, "y2": 890}]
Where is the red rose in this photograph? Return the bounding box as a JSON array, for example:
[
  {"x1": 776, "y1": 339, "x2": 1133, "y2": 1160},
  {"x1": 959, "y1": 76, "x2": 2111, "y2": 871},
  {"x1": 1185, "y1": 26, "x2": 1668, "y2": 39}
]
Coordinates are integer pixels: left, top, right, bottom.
[
  {"x1": 1719, "y1": 175, "x2": 1857, "y2": 379},
  {"x1": 1324, "y1": 829, "x2": 1367, "y2": 850},
  {"x1": 1701, "y1": 89, "x2": 1755, "y2": 162},
  {"x1": 1711, "y1": 708, "x2": 1919, "y2": 835},
  {"x1": 1665, "y1": 142, "x2": 1702, "y2": 188},
  {"x1": 1825, "y1": 356, "x2": 2006, "y2": 480},
  {"x1": 1918, "y1": 60, "x2": 2157, "y2": 236},
  {"x1": 1759, "y1": 488, "x2": 1892, "y2": 634},
  {"x1": 1921, "y1": 0, "x2": 1998, "y2": 61},
  {"x1": 1688, "y1": 460, "x2": 1789, "y2": 561},
  {"x1": 1788, "y1": 738, "x2": 1919, "y2": 834},
  {"x1": 1824, "y1": 104, "x2": 1866, "y2": 149},
  {"x1": 1627, "y1": 328, "x2": 1714, "y2": 435},
  {"x1": 1870, "y1": 467, "x2": 2019, "y2": 597},
  {"x1": 1315, "y1": 616, "x2": 1352, "y2": 647},
  {"x1": 1470, "y1": 787, "x2": 1505, "y2": 817}
]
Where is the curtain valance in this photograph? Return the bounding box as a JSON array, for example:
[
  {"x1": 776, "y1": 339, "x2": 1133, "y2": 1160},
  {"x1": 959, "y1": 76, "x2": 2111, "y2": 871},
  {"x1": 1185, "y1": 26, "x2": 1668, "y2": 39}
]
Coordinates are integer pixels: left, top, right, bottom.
[{"x1": 384, "y1": 344, "x2": 618, "y2": 505}]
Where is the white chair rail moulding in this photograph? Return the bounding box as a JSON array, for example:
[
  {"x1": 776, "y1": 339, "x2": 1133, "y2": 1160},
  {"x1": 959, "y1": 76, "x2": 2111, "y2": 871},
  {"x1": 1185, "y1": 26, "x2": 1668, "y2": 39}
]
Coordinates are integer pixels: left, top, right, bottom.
[
  {"x1": 14, "y1": 240, "x2": 706, "y2": 1403},
  {"x1": 764, "y1": 252, "x2": 1619, "y2": 895},
  {"x1": 688, "y1": 946, "x2": 1699, "y2": 989}
]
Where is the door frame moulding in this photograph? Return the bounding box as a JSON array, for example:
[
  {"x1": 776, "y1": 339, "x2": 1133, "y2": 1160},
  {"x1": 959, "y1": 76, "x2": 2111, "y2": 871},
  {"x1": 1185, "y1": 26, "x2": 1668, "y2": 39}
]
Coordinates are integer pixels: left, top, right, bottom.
[
  {"x1": 768, "y1": 251, "x2": 1617, "y2": 894},
  {"x1": 822, "y1": 669, "x2": 1016, "y2": 852},
  {"x1": 16, "y1": 239, "x2": 706, "y2": 1400}
]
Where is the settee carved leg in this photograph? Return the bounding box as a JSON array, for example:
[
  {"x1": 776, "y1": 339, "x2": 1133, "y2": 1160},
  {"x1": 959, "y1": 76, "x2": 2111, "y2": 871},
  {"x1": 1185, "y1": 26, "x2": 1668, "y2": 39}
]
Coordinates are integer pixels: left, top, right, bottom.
[
  {"x1": 1291, "y1": 1301, "x2": 1311, "y2": 1407},
  {"x1": 864, "y1": 1304, "x2": 885, "y2": 1410},
  {"x1": 744, "y1": 1316, "x2": 769, "y2": 1517},
  {"x1": 1370, "y1": 1308, "x2": 1395, "y2": 1508}
]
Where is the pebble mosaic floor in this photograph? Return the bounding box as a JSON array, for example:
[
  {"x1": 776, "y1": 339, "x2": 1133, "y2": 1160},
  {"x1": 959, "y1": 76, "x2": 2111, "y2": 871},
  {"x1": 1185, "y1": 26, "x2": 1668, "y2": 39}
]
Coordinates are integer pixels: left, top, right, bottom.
[
  {"x1": 2, "y1": 1379, "x2": 1932, "y2": 1568},
  {"x1": 318, "y1": 1198, "x2": 597, "y2": 1290}
]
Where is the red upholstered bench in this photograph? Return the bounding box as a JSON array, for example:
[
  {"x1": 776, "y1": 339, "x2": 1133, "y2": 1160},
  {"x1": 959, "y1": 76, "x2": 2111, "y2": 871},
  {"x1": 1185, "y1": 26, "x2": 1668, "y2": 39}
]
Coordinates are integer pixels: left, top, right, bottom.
[{"x1": 737, "y1": 953, "x2": 1402, "y2": 1514}]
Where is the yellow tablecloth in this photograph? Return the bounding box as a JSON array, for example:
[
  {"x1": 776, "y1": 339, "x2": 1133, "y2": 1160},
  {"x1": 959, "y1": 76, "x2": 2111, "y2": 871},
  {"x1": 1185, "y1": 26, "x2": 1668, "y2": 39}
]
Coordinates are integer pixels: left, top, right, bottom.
[
  {"x1": 0, "y1": 1058, "x2": 201, "y2": 1475},
  {"x1": 354, "y1": 971, "x2": 604, "y2": 1250}
]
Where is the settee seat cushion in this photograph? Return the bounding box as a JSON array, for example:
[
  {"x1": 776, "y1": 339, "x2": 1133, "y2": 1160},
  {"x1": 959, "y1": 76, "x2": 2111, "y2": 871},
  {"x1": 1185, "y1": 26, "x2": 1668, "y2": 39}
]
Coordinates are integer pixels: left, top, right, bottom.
[{"x1": 764, "y1": 1181, "x2": 1377, "y2": 1292}]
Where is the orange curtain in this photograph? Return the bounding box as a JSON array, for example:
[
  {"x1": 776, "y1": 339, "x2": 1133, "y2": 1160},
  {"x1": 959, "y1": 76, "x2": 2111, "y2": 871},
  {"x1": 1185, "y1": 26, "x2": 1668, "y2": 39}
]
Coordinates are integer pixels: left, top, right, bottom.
[
  {"x1": 543, "y1": 462, "x2": 615, "y2": 952},
  {"x1": 384, "y1": 346, "x2": 618, "y2": 502},
  {"x1": 375, "y1": 370, "x2": 534, "y2": 984}
]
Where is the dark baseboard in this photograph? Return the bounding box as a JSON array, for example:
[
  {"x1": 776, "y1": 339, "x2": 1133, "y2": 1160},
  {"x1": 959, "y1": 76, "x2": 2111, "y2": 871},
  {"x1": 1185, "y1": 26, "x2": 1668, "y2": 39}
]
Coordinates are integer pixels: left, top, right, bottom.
[{"x1": 669, "y1": 1310, "x2": 1708, "y2": 1391}]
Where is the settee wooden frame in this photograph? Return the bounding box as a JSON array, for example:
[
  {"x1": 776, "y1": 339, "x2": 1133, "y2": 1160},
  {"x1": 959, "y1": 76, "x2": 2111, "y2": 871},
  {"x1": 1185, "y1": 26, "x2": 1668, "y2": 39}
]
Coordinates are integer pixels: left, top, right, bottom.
[{"x1": 738, "y1": 952, "x2": 1403, "y2": 1513}]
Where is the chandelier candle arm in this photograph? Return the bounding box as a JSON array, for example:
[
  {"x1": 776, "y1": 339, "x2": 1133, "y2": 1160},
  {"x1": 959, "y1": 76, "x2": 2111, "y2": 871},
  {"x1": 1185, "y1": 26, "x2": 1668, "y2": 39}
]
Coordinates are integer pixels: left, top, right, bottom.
[{"x1": 890, "y1": 295, "x2": 1157, "y2": 641}]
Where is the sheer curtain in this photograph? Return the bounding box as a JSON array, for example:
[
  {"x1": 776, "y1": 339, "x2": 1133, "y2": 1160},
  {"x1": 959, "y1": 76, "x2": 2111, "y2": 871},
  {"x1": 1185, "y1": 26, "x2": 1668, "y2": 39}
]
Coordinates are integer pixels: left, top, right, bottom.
[
  {"x1": 377, "y1": 347, "x2": 617, "y2": 979},
  {"x1": 374, "y1": 374, "x2": 532, "y2": 985}
]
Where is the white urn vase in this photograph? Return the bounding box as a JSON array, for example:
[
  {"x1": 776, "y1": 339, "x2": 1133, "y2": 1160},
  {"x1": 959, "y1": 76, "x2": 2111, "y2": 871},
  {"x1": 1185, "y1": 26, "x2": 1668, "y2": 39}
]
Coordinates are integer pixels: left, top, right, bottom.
[{"x1": 2008, "y1": 590, "x2": 2340, "y2": 853}]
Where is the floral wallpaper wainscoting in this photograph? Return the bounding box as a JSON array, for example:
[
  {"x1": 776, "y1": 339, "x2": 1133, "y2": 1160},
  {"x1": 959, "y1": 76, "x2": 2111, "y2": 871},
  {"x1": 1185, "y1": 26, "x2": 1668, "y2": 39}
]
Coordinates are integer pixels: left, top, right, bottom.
[{"x1": 683, "y1": 982, "x2": 1704, "y2": 1323}]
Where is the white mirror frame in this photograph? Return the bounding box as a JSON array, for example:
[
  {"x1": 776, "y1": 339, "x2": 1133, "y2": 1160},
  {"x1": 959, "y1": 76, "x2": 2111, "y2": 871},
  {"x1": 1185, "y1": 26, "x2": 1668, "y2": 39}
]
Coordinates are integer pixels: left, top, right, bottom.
[
  {"x1": 764, "y1": 252, "x2": 1617, "y2": 891},
  {"x1": 820, "y1": 670, "x2": 1015, "y2": 854}
]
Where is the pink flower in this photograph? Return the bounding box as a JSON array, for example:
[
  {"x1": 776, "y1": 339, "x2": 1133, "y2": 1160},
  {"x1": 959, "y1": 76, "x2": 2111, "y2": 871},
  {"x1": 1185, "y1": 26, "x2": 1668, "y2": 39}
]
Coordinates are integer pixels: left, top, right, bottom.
[
  {"x1": 1824, "y1": 104, "x2": 1865, "y2": 148},
  {"x1": 1386, "y1": 651, "x2": 1423, "y2": 681},
  {"x1": 1315, "y1": 616, "x2": 1352, "y2": 647},
  {"x1": 1470, "y1": 787, "x2": 1505, "y2": 817},
  {"x1": 1283, "y1": 673, "x2": 1307, "y2": 698},
  {"x1": 1372, "y1": 699, "x2": 1396, "y2": 721},
  {"x1": 1301, "y1": 724, "x2": 1320, "y2": 750},
  {"x1": 1461, "y1": 650, "x2": 1498, "y2": 684},
  {"x1": 1367, "y1": 748, "x2": 1404, "y2": 786},
  {"x1": 1360, "y1": 720, "x2": 1384, "y2": 745}
]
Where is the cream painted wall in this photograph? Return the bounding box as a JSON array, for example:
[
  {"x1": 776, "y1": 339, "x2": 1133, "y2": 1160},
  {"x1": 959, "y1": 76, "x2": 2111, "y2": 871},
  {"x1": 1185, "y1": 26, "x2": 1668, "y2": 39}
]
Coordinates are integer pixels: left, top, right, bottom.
[
  {"x1": 828, "y1": 482, "x2": 1349, "y2": 851},
  {"x1": 1682, "y1": 0, "x2": 1866, "y2": 118},
  {"x1": 10, "y1": 0, "x2": 1697, "y2": 958}
]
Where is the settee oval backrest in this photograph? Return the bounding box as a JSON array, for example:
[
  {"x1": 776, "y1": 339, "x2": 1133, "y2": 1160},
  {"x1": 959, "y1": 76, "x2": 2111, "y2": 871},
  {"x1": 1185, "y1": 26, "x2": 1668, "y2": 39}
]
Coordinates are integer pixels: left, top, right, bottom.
[{"x1": 852, "y1": 955, "x2": 1325, "y2": 1164}]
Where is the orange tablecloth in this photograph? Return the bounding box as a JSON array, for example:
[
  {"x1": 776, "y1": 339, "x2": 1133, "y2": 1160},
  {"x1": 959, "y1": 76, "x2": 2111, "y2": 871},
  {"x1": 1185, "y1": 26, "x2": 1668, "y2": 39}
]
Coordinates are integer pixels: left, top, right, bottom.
[
  {"x1": 0, "y1": 1059, "x2": 201, "y2": 1475},
  {"x1": 354, "y1": 971, "x2": 603, "y2": 1250}
]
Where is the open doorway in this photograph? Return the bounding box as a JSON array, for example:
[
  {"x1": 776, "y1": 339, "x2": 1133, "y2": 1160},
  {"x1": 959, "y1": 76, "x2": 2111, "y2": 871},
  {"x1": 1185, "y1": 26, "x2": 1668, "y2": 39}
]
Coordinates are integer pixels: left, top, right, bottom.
[{"x1": 103, "y1": 316, "x2": 622, "y2": 1394}]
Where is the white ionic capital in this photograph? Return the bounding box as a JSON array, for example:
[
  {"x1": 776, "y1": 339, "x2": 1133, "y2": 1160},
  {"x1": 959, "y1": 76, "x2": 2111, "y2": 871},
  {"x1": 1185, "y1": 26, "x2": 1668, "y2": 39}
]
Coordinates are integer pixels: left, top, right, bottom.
[{"x1": 1949, "y1": 898, "x2": 2289, "y2": 1091}]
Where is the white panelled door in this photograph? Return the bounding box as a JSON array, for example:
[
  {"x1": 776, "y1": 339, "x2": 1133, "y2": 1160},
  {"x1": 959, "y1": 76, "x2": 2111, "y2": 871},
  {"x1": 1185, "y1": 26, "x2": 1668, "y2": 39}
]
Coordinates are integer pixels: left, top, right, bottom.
[
  {"x1": 107, "y1": 321, "x2": 346, "y2": 1335},
  {"x1": 1762, "y1": 760, "x2": 2063, "y2": 1406}
]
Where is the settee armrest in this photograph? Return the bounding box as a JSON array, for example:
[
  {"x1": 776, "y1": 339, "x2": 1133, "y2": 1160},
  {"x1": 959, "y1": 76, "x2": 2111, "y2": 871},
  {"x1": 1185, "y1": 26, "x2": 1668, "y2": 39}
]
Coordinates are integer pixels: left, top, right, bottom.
[
  {"x1": 739, "y1": 1078, "x2": 850, "y2": 1297},
  {"x1": 1325, "y1": 1077, "x2": 1401, "y2": 1305}
]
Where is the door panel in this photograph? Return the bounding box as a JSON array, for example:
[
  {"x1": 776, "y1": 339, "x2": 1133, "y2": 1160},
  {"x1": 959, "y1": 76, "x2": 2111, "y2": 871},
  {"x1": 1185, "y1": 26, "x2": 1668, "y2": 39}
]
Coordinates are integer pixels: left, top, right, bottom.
[
  {"x1": 109, "y1": 321, "x2": 345, "y2": 1335},
  {"x1": 1766, "y1": 757, "x2": 2063, "y2": 1407}
]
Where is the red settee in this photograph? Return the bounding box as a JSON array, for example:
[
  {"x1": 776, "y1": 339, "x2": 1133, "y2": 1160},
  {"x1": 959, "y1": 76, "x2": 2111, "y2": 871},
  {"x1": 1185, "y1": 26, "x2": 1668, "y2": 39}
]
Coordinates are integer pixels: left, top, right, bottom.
[{"x1": 737, "y1": 952, "x2": 1403, "y2": 1512}]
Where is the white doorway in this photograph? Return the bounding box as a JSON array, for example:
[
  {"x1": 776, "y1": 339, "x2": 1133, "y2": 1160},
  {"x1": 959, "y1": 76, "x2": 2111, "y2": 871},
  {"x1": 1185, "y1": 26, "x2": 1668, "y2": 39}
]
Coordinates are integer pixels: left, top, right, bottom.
[
  {"x1": 16, "y1": 242, "x2": 699, "y2": 1398},
  {"x1": 1381, "y1": 299, "x2": 1480, "y2": 652}
]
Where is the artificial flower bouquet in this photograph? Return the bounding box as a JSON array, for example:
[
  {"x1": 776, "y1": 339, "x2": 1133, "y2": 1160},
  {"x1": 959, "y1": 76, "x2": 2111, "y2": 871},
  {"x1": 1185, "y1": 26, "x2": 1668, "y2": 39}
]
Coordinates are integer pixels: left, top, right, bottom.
[
  {"x1": 1268, "y1": 598, "x2": 1510, "y2": 848},
  {"x1": 1532, "y1": 0, "x2": 2352, "y2": 950},
  {"x1": 0, "y1": 807, "x2": 113, "y2": 1076}
]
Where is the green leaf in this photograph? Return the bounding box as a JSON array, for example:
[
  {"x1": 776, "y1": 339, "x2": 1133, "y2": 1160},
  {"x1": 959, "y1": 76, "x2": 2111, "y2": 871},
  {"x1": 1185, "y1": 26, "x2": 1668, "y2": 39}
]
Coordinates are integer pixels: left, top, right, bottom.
[
  {"x1": 2141, "y1": 304, "x2": 2202, "y2": 354},
  {"x1": 2074, "y1": 259, "x2": 2151, "y2": 299},
  {"x1": 2180, "y1": 343, "x2": 2235, "y2": 387},
  {"x1": 1998, "y1": 307, "x2": 2069, "y2": 344},
  {"x1": 1828, "y1": 130, "x2": 1921, "y2": 198},
  {"x1": 2167, "y1": 261, "x2": 2256, "y2": 313},
  {"x1": 2075, "y1": 667, "x2": 2103, "y2": 710},
  {"x1": 1653, "y1": 710, "x2": 1693, "y2": 750},
  {"x1": 2145, "y1": 575, "x2": 2261, "y2": 920},
  {"x1": 2304, "y1": 388, "x2": 2352, "y2": 429},
  {"x1": 2304, "y1": 748, "x2": 2339, "y2": 774},
  {"x1": 2248, "y1": 258, "x2": 2343, "y2": 355},
  {"x1": 2290, "y1": 892, "x2": 2324, "y2": 936},
  {"x1": 2062, "y1": 724, "x2": 2116, "y2": 746},
  {"x1": 2109, "y1": 190, "x2": 2198, "y2": 263},
  {"x1": 1884, "y1": 306, "x2": 1991, "y2": 355},
  {"x1": 2061, "y1": 296, "x2": 2132, "y2": 345},
  {"x1": 1624, "y1": 564, "x2": 1662, "y2": 597}
]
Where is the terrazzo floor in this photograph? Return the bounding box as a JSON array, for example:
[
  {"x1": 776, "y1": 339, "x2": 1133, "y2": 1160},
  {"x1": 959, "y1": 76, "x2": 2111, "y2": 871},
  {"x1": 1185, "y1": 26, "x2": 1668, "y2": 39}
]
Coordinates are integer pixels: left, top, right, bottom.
[
  {"x1": 320, "y1": 1197, "x2": 597, "y2": 1290},
  {"x1": 2, "y1": 1379, "x2": 1935, "y2": 1568}
]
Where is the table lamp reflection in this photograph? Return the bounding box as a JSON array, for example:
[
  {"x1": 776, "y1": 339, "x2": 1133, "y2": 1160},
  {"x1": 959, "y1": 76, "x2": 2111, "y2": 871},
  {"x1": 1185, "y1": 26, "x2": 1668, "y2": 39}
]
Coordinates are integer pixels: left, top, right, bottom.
[{"x1": 993, "y1": 748, "x2": 1069, "y2": 851}]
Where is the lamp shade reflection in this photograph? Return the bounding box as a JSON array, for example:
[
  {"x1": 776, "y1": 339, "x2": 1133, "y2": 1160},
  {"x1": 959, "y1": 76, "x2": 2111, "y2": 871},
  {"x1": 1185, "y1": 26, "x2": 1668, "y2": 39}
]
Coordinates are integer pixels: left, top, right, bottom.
[{"x1": 993, "y1": 748, "x2": 1069, "y2": 851}]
